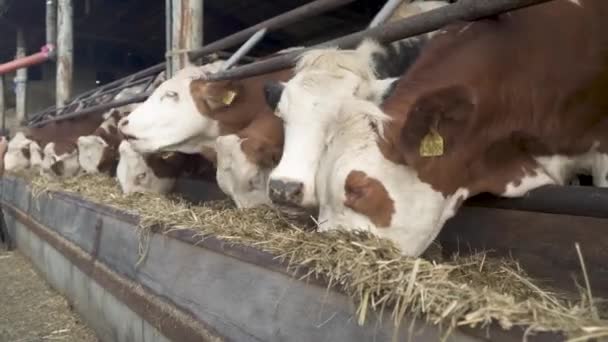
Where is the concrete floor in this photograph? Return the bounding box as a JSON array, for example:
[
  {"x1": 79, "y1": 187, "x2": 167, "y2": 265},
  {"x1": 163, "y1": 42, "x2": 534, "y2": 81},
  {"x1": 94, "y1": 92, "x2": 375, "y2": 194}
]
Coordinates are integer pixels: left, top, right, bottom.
[{"x1": 0, "y1": 250, "x2": 98, "y2": 342}]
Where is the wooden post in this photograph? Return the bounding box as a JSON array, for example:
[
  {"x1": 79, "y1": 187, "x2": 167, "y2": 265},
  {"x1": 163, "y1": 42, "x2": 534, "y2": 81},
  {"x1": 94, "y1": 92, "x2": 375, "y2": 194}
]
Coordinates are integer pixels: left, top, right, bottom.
[
  {"x1": 170, "y1": 0, "x2": 203, "y2": 76},
  {"x1": 46, "y1": 0, "x2": 57, "y2": 47},
  {"x1": 165, "y1": 0, "x2": 172, "y2": 77},
  {"x1": 56, "y1": 0, "x2": 73, "y2": 107},
  {"x1": 15, "y1": 28, "x2": 27, "y2": 124},
  {"x1": 0, "y1": 76, "x2": 5, "y2": 133}
]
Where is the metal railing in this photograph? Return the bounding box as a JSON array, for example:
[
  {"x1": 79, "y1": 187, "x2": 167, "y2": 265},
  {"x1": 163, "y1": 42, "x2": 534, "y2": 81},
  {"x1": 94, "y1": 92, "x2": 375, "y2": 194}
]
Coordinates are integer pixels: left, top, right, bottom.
[{"x1": 26, "y1": 0, "x2": 555, "y2": 128}]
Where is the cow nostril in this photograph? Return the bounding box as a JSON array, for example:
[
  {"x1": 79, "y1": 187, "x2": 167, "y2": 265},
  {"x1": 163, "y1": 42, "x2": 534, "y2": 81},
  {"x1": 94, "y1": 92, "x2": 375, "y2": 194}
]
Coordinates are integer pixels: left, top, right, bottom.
[
  {"x1": 268, "y1": 179, "x2": 304, "y2": 205},
  {"x1": 120, "y1": 119, "x2": 129, "y2": 127}
]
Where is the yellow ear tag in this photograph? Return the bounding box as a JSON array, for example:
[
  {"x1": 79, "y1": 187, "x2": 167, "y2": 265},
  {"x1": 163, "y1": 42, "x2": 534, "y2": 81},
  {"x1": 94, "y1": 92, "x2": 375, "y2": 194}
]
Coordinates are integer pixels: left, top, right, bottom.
[
  {"x1": 222, "y1": 90, "x2": 237, "y2": 105},
  {"x1": 419, "y1": 129, "x2": 444, "y2": 157}
]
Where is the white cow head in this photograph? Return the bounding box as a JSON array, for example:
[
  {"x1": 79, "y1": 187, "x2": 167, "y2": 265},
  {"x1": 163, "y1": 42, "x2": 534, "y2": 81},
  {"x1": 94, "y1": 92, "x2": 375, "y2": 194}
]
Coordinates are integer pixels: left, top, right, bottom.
[
  {"x1": 41, "y1": 141, "x2": 80, "y2": 179},
  {"x1": 77, "y1": 109, "x2": 126, "y2": 174},
  {"x1": 116, "y1": 140, "x2": 176, "y2": 194},
  {"x1": 118, "y1": 61, "x2": 226, "y2": 154},
  {"x1": 263, "y1": 41, "x2": 397, "y2": 207},
  {"x1": 215, "y1": 132, "x2": 282, "y2": 208},
  {"x1": 4, "y1": 132, "x2": 37, "y2": 172}
]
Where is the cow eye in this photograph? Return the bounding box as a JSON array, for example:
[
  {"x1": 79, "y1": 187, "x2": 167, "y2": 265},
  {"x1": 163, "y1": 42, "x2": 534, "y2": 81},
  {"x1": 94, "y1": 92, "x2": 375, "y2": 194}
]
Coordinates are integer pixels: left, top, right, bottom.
[
  {"x1": 136, "y1": 172, "x2": 146, "y2": 181},
  {"x1": 161, "y1": 91, "x2": 179, "y2": 101}
]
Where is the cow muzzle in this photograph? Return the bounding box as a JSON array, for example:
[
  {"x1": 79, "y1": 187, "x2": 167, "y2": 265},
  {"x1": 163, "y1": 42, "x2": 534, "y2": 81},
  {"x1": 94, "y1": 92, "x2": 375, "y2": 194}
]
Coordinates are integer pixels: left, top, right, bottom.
[{"x1": 268, "y1": 179, "x2": 304, "y2": 206}]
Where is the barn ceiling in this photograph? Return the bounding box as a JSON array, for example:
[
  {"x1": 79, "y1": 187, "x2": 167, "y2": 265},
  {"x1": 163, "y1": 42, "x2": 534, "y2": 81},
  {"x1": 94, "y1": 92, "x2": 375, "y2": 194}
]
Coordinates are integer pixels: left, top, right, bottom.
[{"x1": 0, "y1": 0, "x2": 386, "y2": 68}]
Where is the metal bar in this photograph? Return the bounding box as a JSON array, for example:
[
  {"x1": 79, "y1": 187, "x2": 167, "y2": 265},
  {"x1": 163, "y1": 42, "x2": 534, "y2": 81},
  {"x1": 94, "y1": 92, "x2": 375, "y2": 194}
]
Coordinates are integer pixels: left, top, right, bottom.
[
  {"x1": 56, "y1": 0, "x2": 73, "y2": 107},
  {"x1": 0, "y1": 45, "x2": 53, "y2": 76},
  {"x1": 368, "y1": 0, "x2": 404, "y2": 28},
  {"x1": 30, "y1": 92, "x2": 151, "y2": 128},
  {"x1": 204, "y1": 0, "x2": 555, "y2": 81},
  {"x1": 222, "y1": 28, "x2": 267, "y2": 71},
  {"x1": 27, "y1": 64, "x2": 164, "y2": 124},
  {"x1": 187, "y1": 0, "x2": 357, "y2": 61},
  {"x1": 15, "y1": 28, "x2": 27, "y2": 124}
]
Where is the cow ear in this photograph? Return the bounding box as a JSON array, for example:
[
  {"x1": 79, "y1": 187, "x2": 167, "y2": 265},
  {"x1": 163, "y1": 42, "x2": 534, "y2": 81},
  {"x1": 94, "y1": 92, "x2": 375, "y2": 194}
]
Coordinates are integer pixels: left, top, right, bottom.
[
  {"x1": 400, "y1": 85, "x2": 474, "y2": 158},
  {"x1": 263, "y1": 81, "x2": 285, "y2": 111},
  {"x1": 356, "y1": 78, "x2": 398, "y2": 104},
  {"x1": 191, "y1": 79, "x2": 240, "y2": 111}
]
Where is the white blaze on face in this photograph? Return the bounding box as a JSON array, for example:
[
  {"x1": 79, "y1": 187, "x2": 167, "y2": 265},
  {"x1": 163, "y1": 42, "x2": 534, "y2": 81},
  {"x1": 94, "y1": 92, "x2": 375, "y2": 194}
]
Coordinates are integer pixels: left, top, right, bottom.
[
  {"x1": 118, "y1": 62, "x2": 225, "y2": 154},
  {"x1": 40, "y1": 142, "x2": 80, "y2": 179},
  {"x1": 4, "y1": 132, "x2": 34, "y2": 172},
  {"x1": 215, "y1": 135, "x2": 271, "y2": 208},
  {"x1": 117, "y1": 140, "x2": 175, "y2": 194},
  {"x1": 314, "y1": 99, "x2": 467, "y2": 257},
  {"x1": 29, "y1": 141, "x2": 43, "y2": 170},
  {"x1": 266, "y1": 45, "x2": 397, "y2": 207}
]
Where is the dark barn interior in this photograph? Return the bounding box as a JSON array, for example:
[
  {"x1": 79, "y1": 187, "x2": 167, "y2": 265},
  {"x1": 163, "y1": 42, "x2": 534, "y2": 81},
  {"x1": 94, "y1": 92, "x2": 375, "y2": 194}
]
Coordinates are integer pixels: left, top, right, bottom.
[{"x1": 0, "y1": 0, "x2": 390, "y2": 76}]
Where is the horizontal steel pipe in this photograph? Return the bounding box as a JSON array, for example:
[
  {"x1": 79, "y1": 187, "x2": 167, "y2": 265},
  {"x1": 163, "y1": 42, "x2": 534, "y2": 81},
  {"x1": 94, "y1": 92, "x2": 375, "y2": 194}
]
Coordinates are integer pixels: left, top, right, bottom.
[
  {"x1": 0, "y1": 44, "x2": 54, "y2": 76},
  {"x1": 187, "y1": 0, "x2": 357, "y2": 61},
  {"x1": 30, "y1": 92, "x2": 151, "y2": 128},
  {"x1": 205, "y1": 0, "x2": 555, "y2": 81}
]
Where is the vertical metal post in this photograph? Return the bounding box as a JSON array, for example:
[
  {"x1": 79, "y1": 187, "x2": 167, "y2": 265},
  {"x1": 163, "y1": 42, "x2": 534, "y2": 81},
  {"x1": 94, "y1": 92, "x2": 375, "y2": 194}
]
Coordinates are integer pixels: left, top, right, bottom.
[
  {"x1": 46, "y1": 0, "x2": 57, "y2": 47},
  {"x1": 15, "y1": 28, "x2": 27, "y2": 124},
  {"x1": 171, "y1": 0, "x2": 204, "y2": 75},
  {"x1": 56, "y1": 0, "x2": 73, "y2": 107}
]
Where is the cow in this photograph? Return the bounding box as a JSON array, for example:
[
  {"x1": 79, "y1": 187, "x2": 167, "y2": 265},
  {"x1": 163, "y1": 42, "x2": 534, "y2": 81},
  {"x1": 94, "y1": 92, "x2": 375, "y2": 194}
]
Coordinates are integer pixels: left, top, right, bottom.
[
  {"x1": 77, "y1": 71, "x2": 168, "y2": 175},
  {"x1": 264, "y1": 1, "x2": 449, "y2": 207},
  {"x1": 118, "y1": 57, "x2": 292, "y2": 207},
  {"x1": 262, "y1": 0, "x2": 608, "y2": 256},
  {"x1": 77, "y1": 109, "x2": 124, "y2": 175},
  {"x1": 119, "y1": 1, "x2": 447, "y2": 208},
  {"x1": 116, "y1": 140, "x2": 215, "y2": 194},
  {"x1": 40, "y1": 140, "x2": 80, "y2": 179},
  {"x1": 3, "y1": 132, "x2": 41, "y2": 172}
]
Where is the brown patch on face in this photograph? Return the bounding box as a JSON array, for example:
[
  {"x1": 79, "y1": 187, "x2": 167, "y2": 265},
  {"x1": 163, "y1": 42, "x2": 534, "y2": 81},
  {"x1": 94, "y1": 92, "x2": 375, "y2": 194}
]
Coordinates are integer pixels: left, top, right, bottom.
[
  {"x1": 53, "y1": 141, "x2": 78, "y2": 155},
  {"x1": 98, "y1": 146, "x2": 118, "y2": 176},
  {"x1": 50, "y1": 160, "x2": 65, "y2": 176},
  {"x1": 189, "y1": 69, "x2": 293, "y2": 135},
  {"x1": 144, "y1": 153, "x2": 186, "y2": 179},
  {"x1": 344, "y1": 170, "x2": 395, "y2": 228},
  {"x1": 20, "y1": 147, "x2": 30, "y2": 160},
  {"x1": 238, "y1": 112, "x2": 284, "y2": 169}
]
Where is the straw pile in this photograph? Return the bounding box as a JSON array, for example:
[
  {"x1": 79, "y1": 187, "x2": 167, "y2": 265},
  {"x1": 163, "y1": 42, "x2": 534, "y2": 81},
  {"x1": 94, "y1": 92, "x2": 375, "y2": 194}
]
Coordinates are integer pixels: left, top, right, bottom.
[{"x1": 8, "y1": 171, "x2": 608, "y2": 341}]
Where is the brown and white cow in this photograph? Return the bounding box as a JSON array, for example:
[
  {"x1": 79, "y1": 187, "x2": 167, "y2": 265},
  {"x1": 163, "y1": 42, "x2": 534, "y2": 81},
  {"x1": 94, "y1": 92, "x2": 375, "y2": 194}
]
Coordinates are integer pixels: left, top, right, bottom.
[
  {"x1": 264, "y1": 1, "x2": 449, "y2": 207},
  {"x1": 40, "y1": 140, "x2": 80, "y2": 179},
  {"x1": 77, "y1": 109, "x2": 124, "y2": 175},
  {"x1": 4, "y1": 132, "x2": 42, "y2": 172},
  {"x1": 263, "y1": 0, "x2": 608, "y2": 256},
  {"x1": 118, "y1": 57, "x2": 293, "y2": 207},
  {"x1": 116, "y1": 140, "x2": 215, "y2": 194}
]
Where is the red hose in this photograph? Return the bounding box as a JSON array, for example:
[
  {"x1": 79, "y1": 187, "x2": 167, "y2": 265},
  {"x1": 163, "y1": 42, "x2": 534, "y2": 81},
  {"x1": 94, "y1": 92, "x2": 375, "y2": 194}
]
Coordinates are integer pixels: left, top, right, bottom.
[{"x1": 0, "y1": 44, "x2": 54, "y2": 75}]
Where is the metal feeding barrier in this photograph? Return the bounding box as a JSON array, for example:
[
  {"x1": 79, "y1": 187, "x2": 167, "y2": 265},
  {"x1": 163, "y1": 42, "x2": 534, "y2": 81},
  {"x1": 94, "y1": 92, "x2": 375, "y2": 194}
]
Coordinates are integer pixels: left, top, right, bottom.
[
  {"x1": 25, "y1": 0, "x2": 358, "y2": 128},
  {"x1": 204, "y1": 0, "x2": 556, "y2": 81},
  {"x1": 26, "y1": 0, "x2": 555, "y2": 128}
]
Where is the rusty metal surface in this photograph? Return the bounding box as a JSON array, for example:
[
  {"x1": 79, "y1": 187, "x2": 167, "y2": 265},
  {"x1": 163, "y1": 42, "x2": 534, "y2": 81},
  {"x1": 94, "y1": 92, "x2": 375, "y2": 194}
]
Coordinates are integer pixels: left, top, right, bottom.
[
  {"x1": 0, "y1": 176, "x2": 489, "y2": 342},
  {"x1": 1, "y1": 200, "x2": 225, "y2": 342},
  {"x1": 0, "y1": 175, "x2": 579, "y2": 341}
]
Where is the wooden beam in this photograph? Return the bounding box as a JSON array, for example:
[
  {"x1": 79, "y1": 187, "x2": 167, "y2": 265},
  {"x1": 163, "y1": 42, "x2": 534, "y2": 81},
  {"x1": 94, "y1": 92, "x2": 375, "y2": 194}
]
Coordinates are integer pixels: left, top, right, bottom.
[
  {"x1": 46, "y1": 0, "x2": 57, "y2": 47},
  {"x1": 0, "y1": 76, "x2": 5, "y2": 133},
  {"x1": 56, "y1": 0, "x2": 73, "y2": 107},
  {"x1": 170, "y1": 0, "x2": 203, "y2": 75},
  {"x1": 15, "y1": 28, "x2": 27, "y2": 124}
]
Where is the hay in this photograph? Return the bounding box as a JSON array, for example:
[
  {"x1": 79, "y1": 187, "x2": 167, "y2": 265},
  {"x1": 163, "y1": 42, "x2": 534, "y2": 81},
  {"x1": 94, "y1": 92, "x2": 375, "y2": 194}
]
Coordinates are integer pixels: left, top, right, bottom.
[{"x1": 10, "y1": 171, "x2": 608, "y2": 341}]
